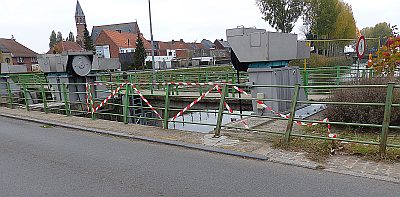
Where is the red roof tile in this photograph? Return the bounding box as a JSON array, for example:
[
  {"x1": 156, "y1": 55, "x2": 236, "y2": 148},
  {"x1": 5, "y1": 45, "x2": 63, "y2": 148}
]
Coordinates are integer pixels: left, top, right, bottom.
[
  {"x1": 99, "y1": 30, "x2": 152, "y2": 49},
  {"x1": 158, "y1": 40, "x2": 190, "y2": 50},
  {"x1": 47, "y1": 41, "x2": 84, "y2": 54},
  {"x1": 0, "y1": 38, "x2": 37, "y2": 57}
]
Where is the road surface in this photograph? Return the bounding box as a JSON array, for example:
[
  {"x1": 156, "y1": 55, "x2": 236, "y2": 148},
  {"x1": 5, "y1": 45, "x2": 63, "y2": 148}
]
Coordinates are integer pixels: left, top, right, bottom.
[{"x1": 0, "y1": 116, "x2": 398, "y2": 196}]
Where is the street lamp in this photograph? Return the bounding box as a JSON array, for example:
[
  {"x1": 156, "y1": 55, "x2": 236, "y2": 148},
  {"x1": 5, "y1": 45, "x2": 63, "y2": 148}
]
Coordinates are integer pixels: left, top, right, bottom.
[{"x1": 148, "y1": 0, "x2": 156, "y2": 82}]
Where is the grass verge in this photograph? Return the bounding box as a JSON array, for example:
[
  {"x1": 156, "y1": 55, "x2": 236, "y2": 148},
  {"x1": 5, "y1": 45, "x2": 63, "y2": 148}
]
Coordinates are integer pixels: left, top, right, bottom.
[{"x1": 274, "y1": 125, "x2": 400, "y2": 163}]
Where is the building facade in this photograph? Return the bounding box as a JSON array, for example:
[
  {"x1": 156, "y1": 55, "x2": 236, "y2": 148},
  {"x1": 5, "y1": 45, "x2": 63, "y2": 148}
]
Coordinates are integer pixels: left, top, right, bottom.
[
  {"x1": 94, "y1": 29, "x2": 152, "y2": 58},
  {"x1": 0, "y1": 38, "x2": 38, "y2": 71}
]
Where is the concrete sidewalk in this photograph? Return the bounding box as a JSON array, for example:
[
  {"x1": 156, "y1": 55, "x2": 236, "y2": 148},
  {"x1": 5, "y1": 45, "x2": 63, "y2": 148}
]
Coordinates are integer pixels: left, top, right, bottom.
[{"x1": 0, "y1": 107, "x2": 399, "y2": 184}]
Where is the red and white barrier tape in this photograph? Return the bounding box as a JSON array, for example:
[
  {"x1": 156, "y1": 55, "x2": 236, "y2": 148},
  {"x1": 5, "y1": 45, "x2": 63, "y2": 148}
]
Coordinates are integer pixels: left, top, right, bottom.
[
  {"x1": 233, "y1": 86, "x2": 333, "y2": 137},
  {"x1": 131, "y1": 85, "x2": 163, "y2": 120},
  {"x1": 85, "y1": 82, "x2": 333, "y2": 137},
  {"x1": 216, "y1": 85, "x2": 249, "y2": 129},
  {"x1": 159, "y1": 82, "x2": 220, "y2": 86},
  {"x1": 92, "y1": 84, "x2": 124, "y2": 113},
  {"x1": 172, "y1": 85, "x2": 218, "y2": 121},
  {"x1": 86, "y1": 82, "x2": 163, "y2": 120}
]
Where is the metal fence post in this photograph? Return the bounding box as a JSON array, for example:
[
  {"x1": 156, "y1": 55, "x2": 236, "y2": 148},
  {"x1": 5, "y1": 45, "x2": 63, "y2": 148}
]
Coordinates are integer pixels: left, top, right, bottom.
[
  {"x1": 214, "y1": 84, "x2": 228, "y2": 137},
  {"x1": 304, "y1": 70, "x2": 309, "y2": 97},
  {"x1": 199, "y1": 85, "x2": 203, "y2": 96},
  {"x1": 88, "y1": 84, "x2": 96, "y2": 120},
  {"x1": 163, "y1": 84, "x2": 171, "y2": 129},
  {"x1": 40, "y1": 83, "x2": 48, "y2": 114},
  {"x1": 22, "y1": 83, "x2": 29, "y2": 111},
  {"x1": 284, "y1": 84, "x2": 300, "y2": 143},
  {"x1": 336, "y1": 66, "x2": 340, "y2": 85},
  {"x1": 6, "y1": 81, "x2": 13, "y2": 109},
  {"x1": 198, "y1": 73, "x2": 203, "y2": 96},
  {"x1": 149, "y1": 77, "x2": 154, "y2": 94},
  {"x1": 231, "y1": 73, "x2": 236, "y2": 98},
  {"x1": 123, "y1": 83, "x2": 130, "y2": 124},
  {"x1": 380, "y1": 82, "x2": 395, "y2": 156},
  {"x1": 62, "y1": 83, "x2": 71, "y2": 116}
]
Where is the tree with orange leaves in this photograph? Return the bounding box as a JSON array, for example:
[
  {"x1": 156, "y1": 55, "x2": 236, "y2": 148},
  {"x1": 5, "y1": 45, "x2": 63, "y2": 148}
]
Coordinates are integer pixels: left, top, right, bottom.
[{"x1": 372, "y1": 36, "x2": 400, "y2": 76}]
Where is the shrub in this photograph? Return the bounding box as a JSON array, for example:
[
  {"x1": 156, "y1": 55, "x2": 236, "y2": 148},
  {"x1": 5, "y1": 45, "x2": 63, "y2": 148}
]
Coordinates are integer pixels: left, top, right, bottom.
[
  {"x1": 290, "y1": 54, "x2": 353, "y2": 68},
  {"x1": 324, "y1": 78, "x2": 400, "y2": 131}
]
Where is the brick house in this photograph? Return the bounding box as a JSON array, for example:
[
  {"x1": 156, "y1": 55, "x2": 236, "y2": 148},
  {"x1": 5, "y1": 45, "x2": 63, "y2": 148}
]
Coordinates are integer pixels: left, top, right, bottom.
[
  {"x1": 0, "y1": 38, "x2": 38, "y2": 71},
  {"x1": 156, "y1": 39, "x2": 194, "y2": 67},
  {"x1": 94, "y1": 29, "x2": 152, "y2": 58},
  {"x1": 91, "y1": 22, "x2": 141, "y2": 44},
  {"x1": 214, "y1": 39, "x2": 231, "y2": 50},
  {"x1": 199, "y1": 39, "x2": 231, "y2": 64},
  {"x1": 157, "y1": 39, "x2": 190, "y2": 59}
]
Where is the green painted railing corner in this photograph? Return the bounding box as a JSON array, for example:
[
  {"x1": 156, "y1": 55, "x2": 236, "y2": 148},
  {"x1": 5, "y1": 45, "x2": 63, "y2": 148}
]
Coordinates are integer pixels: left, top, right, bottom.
[
  {"x1": 163, "y1": 84, "x2": 171, "y2": 129},
  {"x1": 284, "y1": 84, "x2": 300, "y2": 143},
  {"x1": 380, "y1": 82, "x2": 395, "y2": 157},
  {"x1": 214, "y1": 84, "x2": 228, "y2": 138}
]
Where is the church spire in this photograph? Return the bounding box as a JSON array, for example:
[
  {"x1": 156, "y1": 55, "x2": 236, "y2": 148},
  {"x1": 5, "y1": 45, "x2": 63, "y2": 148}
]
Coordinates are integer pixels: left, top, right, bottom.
[
  {"x1": 75, "y1": 0, "x2": 85, "y2": 17},
  {"x1": 75, "y1": 0, "x2": 86, "y2": 47}
]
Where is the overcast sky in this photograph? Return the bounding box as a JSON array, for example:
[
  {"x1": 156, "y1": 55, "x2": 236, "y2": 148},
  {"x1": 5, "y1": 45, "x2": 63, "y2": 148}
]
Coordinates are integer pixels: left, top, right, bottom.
[{"x1": 0, "y1": 0, "x2": 398, "y2": 53}]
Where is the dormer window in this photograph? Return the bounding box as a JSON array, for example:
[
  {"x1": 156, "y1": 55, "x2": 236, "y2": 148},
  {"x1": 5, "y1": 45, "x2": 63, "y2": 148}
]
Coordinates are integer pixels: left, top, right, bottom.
[{"x1": 116, "y1": 30, "x2": 122, "y2": 33}]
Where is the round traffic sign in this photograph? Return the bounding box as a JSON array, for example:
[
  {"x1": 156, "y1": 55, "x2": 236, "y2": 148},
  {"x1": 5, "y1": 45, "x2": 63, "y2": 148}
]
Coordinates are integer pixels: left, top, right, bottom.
[{"x1": 356, "y1": 35, "x2": 366, "y2": 59}]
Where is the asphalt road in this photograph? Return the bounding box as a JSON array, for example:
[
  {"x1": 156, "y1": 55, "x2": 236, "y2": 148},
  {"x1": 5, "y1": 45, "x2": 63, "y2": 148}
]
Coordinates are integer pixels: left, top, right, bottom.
[{"x1": 0, "y1": 116, "x2": 399, "y2": 197}]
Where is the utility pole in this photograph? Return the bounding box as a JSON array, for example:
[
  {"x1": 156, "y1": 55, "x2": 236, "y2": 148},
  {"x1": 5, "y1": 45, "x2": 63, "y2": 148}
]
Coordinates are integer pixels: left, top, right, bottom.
[{"x1": 148, "y1": 0, "x2": 156, "y2": 82}]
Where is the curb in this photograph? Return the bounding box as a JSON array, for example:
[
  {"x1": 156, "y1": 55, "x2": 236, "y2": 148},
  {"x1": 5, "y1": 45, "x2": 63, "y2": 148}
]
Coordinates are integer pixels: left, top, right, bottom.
[
  {"x1": 268, "y1": 158, "x2": 320, "y2": 170},
  {"x1": 323, "y1": 168, "x2": 400, "y2": 184},
  {"x1": 0, "y1": 113, "x2": 268, "y2": 161}
]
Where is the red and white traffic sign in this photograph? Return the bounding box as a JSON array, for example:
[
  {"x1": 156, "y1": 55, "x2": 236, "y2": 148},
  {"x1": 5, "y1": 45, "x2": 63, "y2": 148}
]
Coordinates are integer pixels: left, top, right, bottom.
[{"x1": 356, "y1": 35, "x2": 366, "y2": 59}]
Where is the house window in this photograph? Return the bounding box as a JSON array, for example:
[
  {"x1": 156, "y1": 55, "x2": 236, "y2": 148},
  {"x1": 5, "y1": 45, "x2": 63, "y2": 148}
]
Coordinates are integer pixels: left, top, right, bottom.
[
  {"x1": 168, "y1": 52, "x2": 173, "y2": 56},
  {"x1": 16, "y1": 57, "x2": 24, "y2": 63},
  {"x1": 5, "y1": 58, "x2": 11, "y2": 64},
  {"x1": 31, "y1": 57, "x2": 37, "y2": 63}
]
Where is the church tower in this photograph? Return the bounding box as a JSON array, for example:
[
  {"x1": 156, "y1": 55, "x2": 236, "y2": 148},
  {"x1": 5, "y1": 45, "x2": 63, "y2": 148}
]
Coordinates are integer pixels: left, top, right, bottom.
[{"x1": 75, "y1": 0, "x2": 86, "y2": 46}]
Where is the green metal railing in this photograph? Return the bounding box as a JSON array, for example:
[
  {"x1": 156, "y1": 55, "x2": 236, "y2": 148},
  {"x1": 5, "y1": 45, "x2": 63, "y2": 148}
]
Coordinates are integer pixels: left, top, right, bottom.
[
  {"x1": 300, "y1": 66, "x2": 400, "y2": 95},
  {"x1": 1, "y1": 75, "x2": 399, "y2": 156}
]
